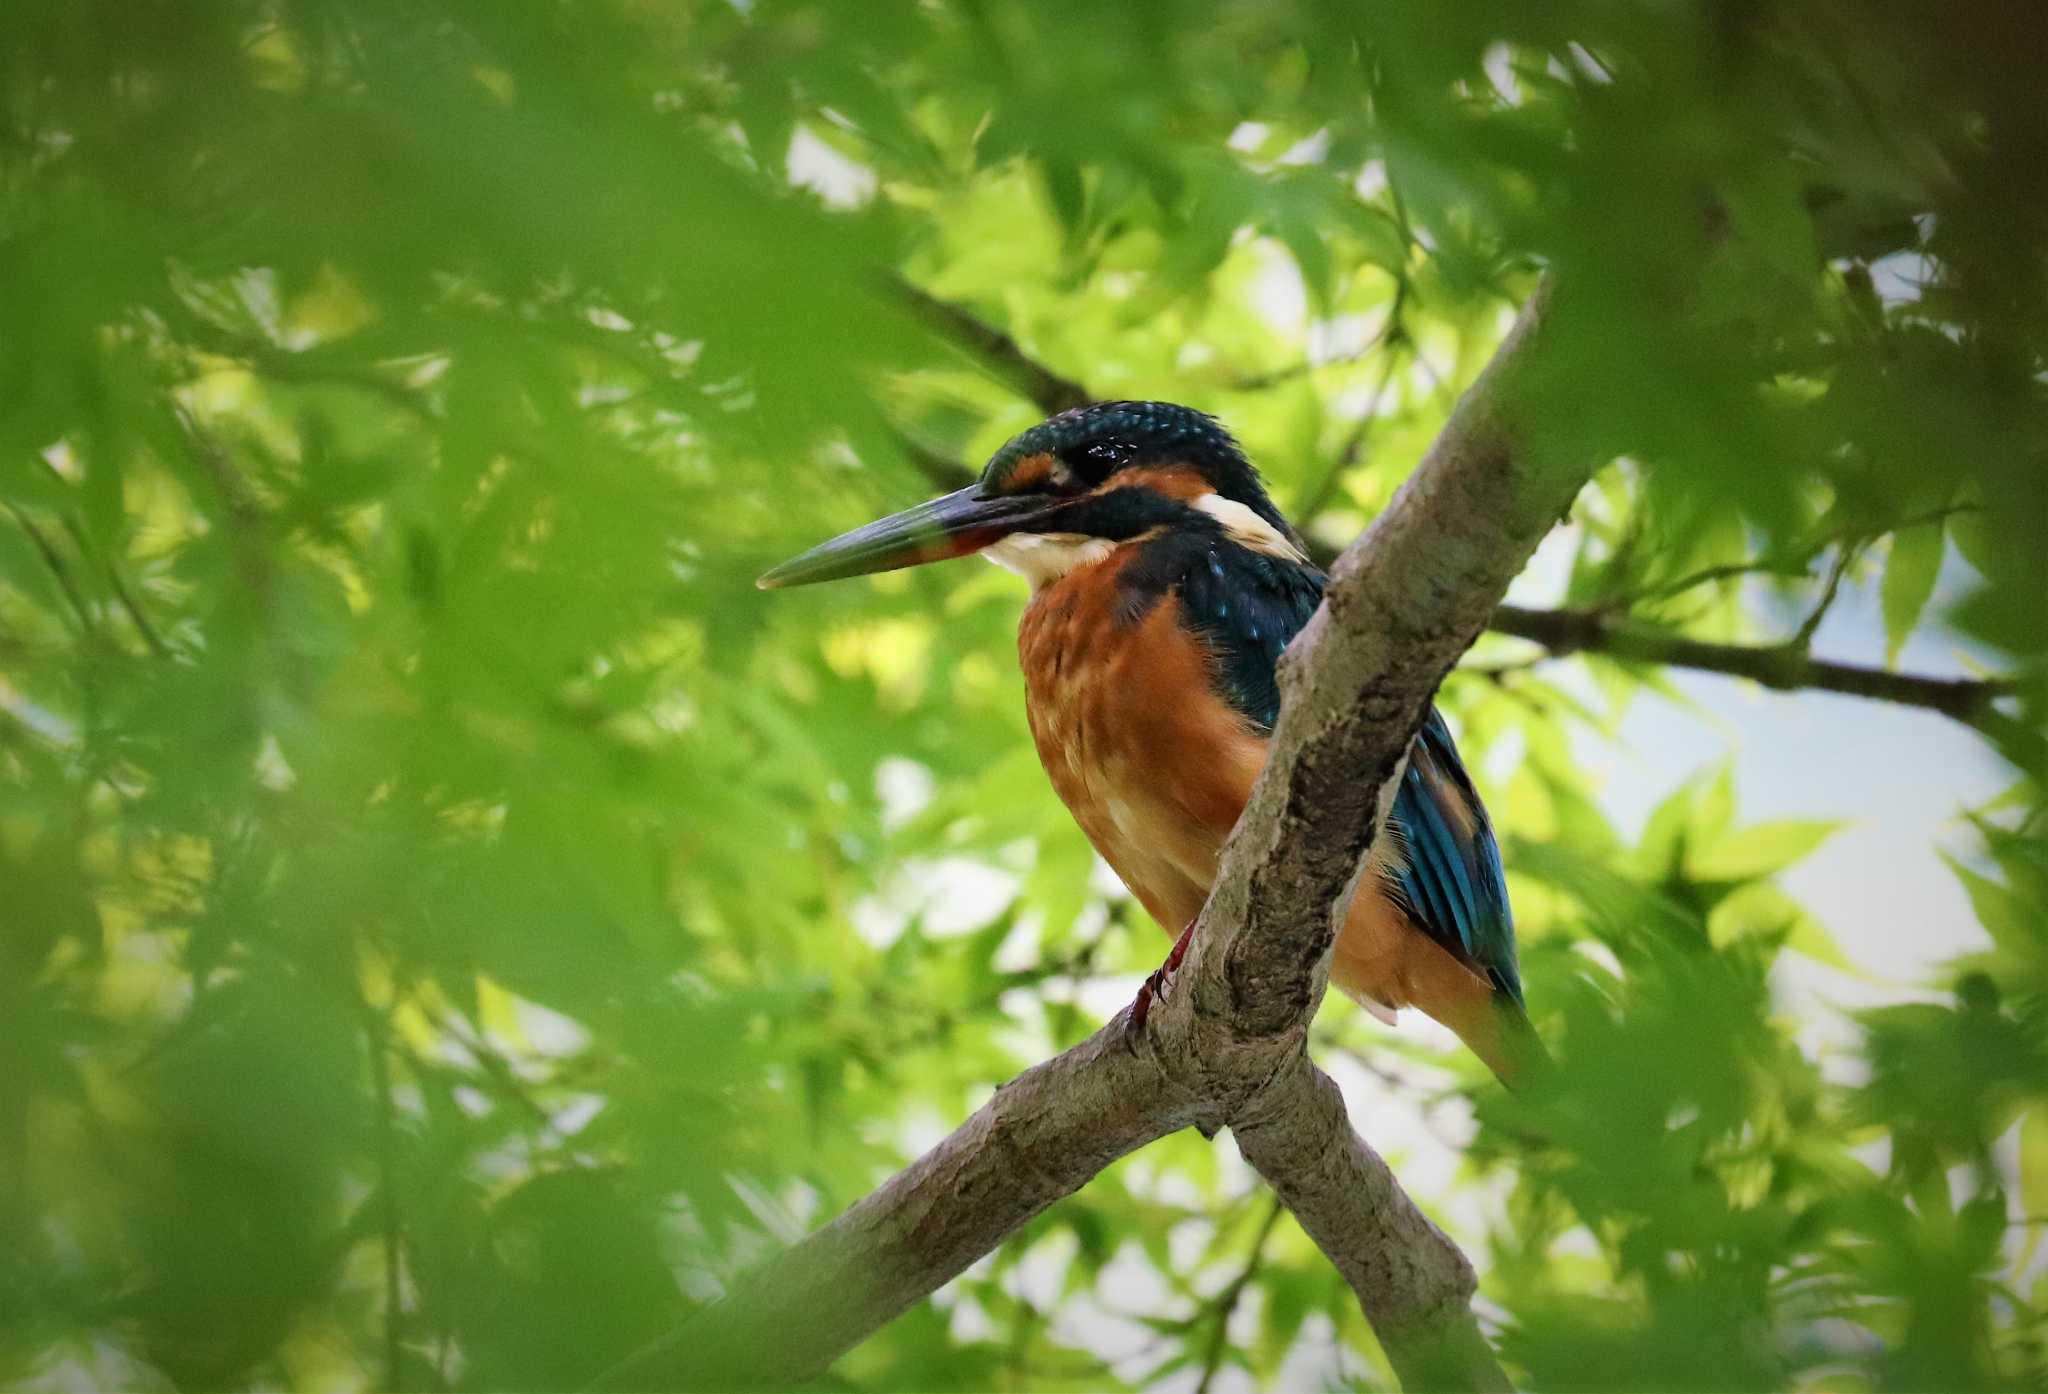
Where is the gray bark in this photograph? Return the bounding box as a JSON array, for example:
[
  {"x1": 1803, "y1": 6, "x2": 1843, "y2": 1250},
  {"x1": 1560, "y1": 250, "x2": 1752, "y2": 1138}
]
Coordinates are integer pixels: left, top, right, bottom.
[{"x1": 594, "y1": 283, "x2": 1592, "y2": 1392}]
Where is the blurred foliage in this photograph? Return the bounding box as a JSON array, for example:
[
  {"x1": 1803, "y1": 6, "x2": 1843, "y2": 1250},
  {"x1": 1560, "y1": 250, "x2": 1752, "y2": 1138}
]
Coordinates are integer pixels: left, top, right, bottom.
[{"x1": 1, "y1": 1, "x2": 2046, "y2": 1390}]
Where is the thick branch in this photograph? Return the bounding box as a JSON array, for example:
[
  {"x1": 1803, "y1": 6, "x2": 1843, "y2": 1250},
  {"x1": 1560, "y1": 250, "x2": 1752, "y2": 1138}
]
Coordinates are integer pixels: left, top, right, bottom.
[
  {"x1": 593, "y1": 1032, "x2": 1192, "y2": 1390},
  {"x1": 1488, "y1": 602, "x2": 2016, "y2": 728},
  {"x1": 1232, "y1": 1064, "x2": 1513, "y2": 1392},
  {"x1": 793, "y1": 283, "x2": 2025, "y2": 1393},
  {"x1": 1190, "y1": 285, "x2": 1579, "y2": 1035},
  {"x1": 608, "y1": 287, "x2": 1585, "y2": 1392}
]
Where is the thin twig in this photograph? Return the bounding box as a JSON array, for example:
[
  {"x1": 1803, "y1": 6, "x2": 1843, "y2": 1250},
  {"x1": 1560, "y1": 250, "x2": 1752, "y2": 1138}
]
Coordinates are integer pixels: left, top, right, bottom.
[
  {"x1": 360, "y1": 998, "x2": 407, "y2": 1393},
  {"x1": 1193, "y1": 1197, "x2": 1286, "y2": 1394},
  {"x1": 1788, "y1": 538, "x2": 1864, "y2": 652},
  {"x1": 892, "y1": 280, "x2": 2031, "y2": 781},
  {"x1": 6, "y1": 503, "x2": 96, "y2": 637},
  {"x1": 178, "y1": 319, "x2": 442, "y2": 423},
  {"x1": 1600, "y1": 501, "x2": 1982, "y2": 615},
  {"x1": 890, "y1": 277, "x2": 1093, "y2": 415},
  {"x1": 888, "y1": 430, "x2": 2020, "y2": 740},
  {"x1": 1488, "y1": 602, "x2": 2017, "y2": 730},
  {"x1": 1296, "y1": 344, "x2": 1406, "y2": 522},
  {"x1": 424, "y1": 1010, "x2": 556, "y2": 1131},
  {"x1": 1295, "y1": 281, "x2": 1411, "y2": 522},
  {"x1": 1609, "y1": 557, "x2": 1807, "y2": 609},
  {"x1": 1227, "y1": 344, "x2": 1377, "y2": 392},
  {"x1": 102, "y1": 558, "x2": 173, "y2": 658},
  {"x1": 58, "y1": 516, "x2": 174, "y2": 659},
  {"x1": 887, "y1": 426, "x2": 978, "y2": 492}
]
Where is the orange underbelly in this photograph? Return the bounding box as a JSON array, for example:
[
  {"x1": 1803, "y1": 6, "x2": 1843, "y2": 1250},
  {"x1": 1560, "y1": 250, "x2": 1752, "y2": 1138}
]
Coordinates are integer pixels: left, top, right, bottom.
[
  {"x1": 1018, "y1": 562, "x2": 1261, "y2": 929},
  {"x1": 1014, "y1": 556, "x2": 1495, "y2": 1035}
]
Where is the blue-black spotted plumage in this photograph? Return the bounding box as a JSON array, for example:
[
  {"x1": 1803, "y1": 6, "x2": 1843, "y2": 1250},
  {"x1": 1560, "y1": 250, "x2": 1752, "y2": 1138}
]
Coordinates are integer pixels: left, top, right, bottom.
[{"x1": 987, "y1": 401, "x2": 1306, "y2": 544}]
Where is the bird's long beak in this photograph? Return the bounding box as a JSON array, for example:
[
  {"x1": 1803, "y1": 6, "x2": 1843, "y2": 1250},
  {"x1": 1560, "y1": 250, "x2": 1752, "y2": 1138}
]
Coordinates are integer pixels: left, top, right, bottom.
[{"x1": 757, "y1": 485, "x2": 1049, "y2": 589}]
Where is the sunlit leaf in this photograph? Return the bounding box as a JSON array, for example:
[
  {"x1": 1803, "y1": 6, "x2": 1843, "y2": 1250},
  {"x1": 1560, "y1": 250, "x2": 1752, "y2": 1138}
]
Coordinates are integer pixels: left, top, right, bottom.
[{"x1": 1880, "y1": 522, "x2": 1944, "y2": 666}]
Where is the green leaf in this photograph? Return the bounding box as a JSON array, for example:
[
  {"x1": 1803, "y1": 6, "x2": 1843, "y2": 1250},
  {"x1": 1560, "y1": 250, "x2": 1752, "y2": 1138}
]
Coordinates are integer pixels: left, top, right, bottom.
[
  {"x1": 1637, "y1": 775, "x2": 1699, "y2": 880},
  {"x1": 1690, "y1": 818, "x2": 1843, "y2": 881},
  {"x1": 1940, "y1": 854, "x2": 2042, "y2": 957},
  {"x1": 1273, "y1": 209, "x2": 1334, "y2": 315},
  {"x1": 2023, "y1": 1109, "x2": 2048, "y2": 1227},
  {"x1": 1694, "y1": 764, "x2": 1737, "y2": 846},
  {"x1": 1880, "y1": 522, "x2": 1944, "y2": 665},
  {"x1": 1947, "y1": 508, "x2": 1997, "y2": 578}
]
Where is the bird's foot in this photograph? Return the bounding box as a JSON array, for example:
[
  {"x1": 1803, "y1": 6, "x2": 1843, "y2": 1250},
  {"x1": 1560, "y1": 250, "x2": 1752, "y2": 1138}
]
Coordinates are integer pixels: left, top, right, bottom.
[{"x1": 1125, "y1": 921, "x2": 1197, "y2": 1040}]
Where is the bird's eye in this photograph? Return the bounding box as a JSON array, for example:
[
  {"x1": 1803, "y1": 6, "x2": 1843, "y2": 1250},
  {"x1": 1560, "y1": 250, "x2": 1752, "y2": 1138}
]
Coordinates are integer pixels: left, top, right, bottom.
[{"x1": 1083, "y1": 440, "x2": 1128, "y2": 471}]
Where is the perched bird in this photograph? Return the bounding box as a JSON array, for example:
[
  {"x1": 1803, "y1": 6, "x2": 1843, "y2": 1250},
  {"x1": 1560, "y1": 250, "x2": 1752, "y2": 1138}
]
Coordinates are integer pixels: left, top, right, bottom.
[{"x1": 760, "y1": 402, "x2": 1535, "y2": 1084}]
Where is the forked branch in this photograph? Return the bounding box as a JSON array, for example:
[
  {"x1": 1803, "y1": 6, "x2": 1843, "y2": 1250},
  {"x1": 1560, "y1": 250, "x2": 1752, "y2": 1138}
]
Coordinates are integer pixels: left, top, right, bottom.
[{"x1": 597, "y1": 285, "x2": 1585, "y2": 1392}]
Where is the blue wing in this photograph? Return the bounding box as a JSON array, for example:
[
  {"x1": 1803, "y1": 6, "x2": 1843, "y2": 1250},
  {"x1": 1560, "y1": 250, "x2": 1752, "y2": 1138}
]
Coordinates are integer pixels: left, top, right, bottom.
[
  {"x1": 1167, "y1": 545, "x2": 1523, "y2": 1004},
  {"x1": 1389, "y1": 710, "x2": 1523, "y2": 1003}
]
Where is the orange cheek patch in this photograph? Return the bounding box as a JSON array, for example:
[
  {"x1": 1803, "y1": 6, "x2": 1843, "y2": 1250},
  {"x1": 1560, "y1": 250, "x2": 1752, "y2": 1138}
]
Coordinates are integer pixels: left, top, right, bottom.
[
  {"x1": 1112, "y1": 466, "x2": 1209, "y2": 502},
  {"x1": 1000, "y1": 452, "x2": 1056, "y2": 493}
]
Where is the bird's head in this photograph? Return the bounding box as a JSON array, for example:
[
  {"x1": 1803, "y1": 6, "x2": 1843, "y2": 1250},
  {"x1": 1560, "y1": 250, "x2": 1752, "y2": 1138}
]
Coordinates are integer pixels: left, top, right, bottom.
[{"x1": 758, "y1": 401, "x2": 1306, "y2": 591}]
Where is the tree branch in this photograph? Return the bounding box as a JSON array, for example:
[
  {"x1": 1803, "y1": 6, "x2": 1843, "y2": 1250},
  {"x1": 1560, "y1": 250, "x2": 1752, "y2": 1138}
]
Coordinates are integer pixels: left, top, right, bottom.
[
  {"x1": 592, "y1": 1030, "x2": 1190, "y2": 1390},
  {"x1": 1187, "y1": 283, "x2": 1575, "y2": 1039},
  {"x1": 890, "y1": 277, "x2": 1093, "y2": 416},
  {"x1": 778, "y1": 282, "x2": 2025, "y2": 1391},
  {"x1": 600, "y1": 285, "x2": 1584, "y2": 1392},
  {"x1": 1233, "y1": 1066, "x2": 1512, "y2": 1392},
  {"x1": 886, "y1": 285, "x2": 2020, "y2": 736},
  {"x1": 1293, "y1": 335, "x2": 1406, "y2": 521},
  {"x1": 886, "y1": 424, "x2": 978, "y2": 492},
  {"x1": 6, "y1": 503, "x2": 97, "y2": 639},
  {"x1": 1487, "y1": 602, "x2": 2016, "y2": 729}
]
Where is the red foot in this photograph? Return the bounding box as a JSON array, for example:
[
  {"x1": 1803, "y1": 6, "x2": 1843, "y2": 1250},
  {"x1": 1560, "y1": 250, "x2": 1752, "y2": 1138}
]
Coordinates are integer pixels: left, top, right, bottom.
[{"x1": 1125, "y1": 921, "x2": 1198, "y2": 1038}]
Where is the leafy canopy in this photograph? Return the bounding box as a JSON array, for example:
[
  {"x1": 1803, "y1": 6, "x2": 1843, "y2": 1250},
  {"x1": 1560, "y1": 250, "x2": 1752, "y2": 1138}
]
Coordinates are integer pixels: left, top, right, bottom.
[{"x1": 1, "y1": 1, "x2": 2045, "y2": 1390}]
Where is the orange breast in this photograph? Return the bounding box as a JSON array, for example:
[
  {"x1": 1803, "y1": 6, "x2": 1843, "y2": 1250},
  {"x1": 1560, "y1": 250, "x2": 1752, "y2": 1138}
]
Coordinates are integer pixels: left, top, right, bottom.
[
  {"x1": 1017, "y1": 554, "x2": 1270, "y2": 936},
  {"x1": 1014, "y1": 552, "x2": 1498, "y2": 1056}
]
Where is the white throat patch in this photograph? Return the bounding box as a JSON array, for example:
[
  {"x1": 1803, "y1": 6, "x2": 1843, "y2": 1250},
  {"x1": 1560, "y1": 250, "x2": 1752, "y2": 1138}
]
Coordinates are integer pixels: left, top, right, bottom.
[
  {"x1": 983, "y1": 532, "x2": 1118, "y2": 589},
  {"x1": 1192, "y1": 494, "x2": 1309, "y2": 563}
]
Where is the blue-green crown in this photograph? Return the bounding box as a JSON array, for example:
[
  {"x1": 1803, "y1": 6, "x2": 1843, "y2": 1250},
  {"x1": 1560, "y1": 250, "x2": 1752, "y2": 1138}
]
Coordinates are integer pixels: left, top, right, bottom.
[{"x1": 983, "y1": 401, "x2": 1291, "y2": 533}]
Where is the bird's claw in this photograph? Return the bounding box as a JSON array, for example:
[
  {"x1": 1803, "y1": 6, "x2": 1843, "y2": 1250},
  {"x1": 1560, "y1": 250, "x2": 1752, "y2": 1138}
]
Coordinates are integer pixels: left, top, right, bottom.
[{"x1": 1124, "y1": 921, "x2": 1197, "y2": 1041}]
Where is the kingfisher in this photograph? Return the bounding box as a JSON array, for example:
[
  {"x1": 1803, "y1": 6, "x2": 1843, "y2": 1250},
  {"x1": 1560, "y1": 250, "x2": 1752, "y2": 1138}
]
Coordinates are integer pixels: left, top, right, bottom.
[{"x1": 760, "y1": 402, "x2": 1536, "y2": 1084}]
